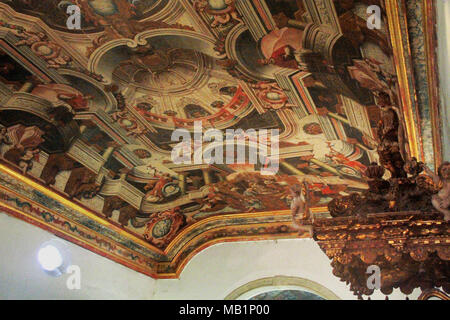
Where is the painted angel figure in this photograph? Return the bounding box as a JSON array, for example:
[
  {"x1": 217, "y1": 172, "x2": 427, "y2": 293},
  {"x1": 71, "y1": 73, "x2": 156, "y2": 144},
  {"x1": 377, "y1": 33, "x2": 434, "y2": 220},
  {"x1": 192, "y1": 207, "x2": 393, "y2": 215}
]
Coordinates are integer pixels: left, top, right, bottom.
[
  {"x1": 289, "y1": 182, "x2": 314, "y2": 237},
  {"x1": 425, "y1": 162, "x2": 450, "y2": 221}
]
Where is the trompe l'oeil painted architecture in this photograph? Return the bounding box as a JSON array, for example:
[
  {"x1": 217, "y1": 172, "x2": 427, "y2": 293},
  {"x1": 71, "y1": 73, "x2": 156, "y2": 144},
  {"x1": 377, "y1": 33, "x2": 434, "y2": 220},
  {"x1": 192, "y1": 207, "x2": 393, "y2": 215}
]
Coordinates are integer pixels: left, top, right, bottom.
[{"x1": 0, "y1": 0, "x2": 447, "y2": 300}]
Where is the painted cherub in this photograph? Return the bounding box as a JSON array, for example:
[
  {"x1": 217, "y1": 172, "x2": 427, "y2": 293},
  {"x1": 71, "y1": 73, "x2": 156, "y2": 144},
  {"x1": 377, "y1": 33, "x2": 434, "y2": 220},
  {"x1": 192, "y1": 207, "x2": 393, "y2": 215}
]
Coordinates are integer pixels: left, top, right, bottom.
[
  {"x1": 18, "y1": 147, "x2": 40, "y2": 174},
  {"x1": 14, "y1": 30, "x2": 71, "y2": 69},
  {"x1": 14, "y1": 30, "x2": 46, "y2": 47},
  {"x1": 127, "y1": 126, "x2": 149, "y2": 138},
  {"x1": 289, "y1": 182, "x2": 314, "y2": 237},
  {"x1": 193, "y1": 0, "x2": 242, "y2": 27},
  {"x1": 46, "y1": 49, "x2": 72, "y2": 69},
  {"x1": 0, "y1": 127, "x2": 12, "y2": 147},
  {"x1": 111, "y1": 109, "x2": 128, "y2": 122},
  {"x1": 425, "y1": 162, "x2": 450, "y2": 221}
]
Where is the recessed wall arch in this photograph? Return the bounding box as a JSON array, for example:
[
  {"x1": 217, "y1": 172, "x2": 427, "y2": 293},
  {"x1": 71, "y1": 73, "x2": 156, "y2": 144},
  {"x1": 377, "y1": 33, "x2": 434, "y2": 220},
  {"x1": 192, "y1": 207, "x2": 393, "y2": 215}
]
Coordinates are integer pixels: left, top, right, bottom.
[{"x1": 224, "y1": 276, "x2": 341, "y2": 300}]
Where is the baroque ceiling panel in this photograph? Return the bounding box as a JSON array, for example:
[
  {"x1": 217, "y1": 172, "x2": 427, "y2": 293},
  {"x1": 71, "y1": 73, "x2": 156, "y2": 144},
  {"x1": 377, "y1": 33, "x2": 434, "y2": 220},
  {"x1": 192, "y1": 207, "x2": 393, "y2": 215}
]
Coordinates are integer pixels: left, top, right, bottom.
[{"x1": 0, "y1": 0, "x2": 445, "y2": 279}]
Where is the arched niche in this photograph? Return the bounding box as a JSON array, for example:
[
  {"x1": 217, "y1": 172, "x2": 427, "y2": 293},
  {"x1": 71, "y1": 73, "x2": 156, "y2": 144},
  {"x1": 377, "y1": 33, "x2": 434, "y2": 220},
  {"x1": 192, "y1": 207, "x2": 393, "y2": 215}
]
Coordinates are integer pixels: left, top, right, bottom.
[
  {"x1": 0, "y1": 109, "x2": 78, "y2": 154},
  {"x1": 225, "y1": 24, "x2": 281, "y2": 81},
  {"x1": 224, "y1": 276, "x2": 340, "y2": 300},
  {"x1": 88, "y1": 29, "x2": 223, "y2": 82},
  {"x1": 59, "y1": 69, "x2": 118, "y2": 112}
]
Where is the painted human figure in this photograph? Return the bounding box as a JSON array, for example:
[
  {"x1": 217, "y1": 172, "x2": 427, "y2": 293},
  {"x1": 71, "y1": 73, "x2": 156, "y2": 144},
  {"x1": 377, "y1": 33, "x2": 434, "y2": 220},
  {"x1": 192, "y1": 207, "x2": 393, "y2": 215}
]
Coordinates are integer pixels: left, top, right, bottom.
[
  {"x1": 127, "y1": 126, "x2": 149, "y2": 138},
  {"x1": 425, "y1": 162, "x2": 450, "y2": 221},
  {"x1": 0, "y1": 61, "x2": 14, "y2": 76},
  {"x1": 184, "y1": 104, "x2": 210, "y2": 119},
  {"x1": 258, "y1": 45, "x2": 298, "y2": 69},
  {"x1": 111, "y1": 109, "x2": 128, "y2": 122},
  {"x1": 18, "y1": 147, "x2": 39, "y2": 174},
  {"x1": 348, "y1": 58, "x2": 395, "y2": 95},
  {"x1": 57, "y1": 93, "x2": 94, "y2": 112},
  {"x1": 45, "y1": 47, "x2": 72, "y2": 69},
  {"x1": 199, "y1": 187, "x2": 225, "y2": 212},
  {"x1": 211, "y1": 101, "x2": 225, "y2": 109},
  {"x1": 48, "y1": 106, "x2": 74, "y2": 126},
  {"x1": 326, "y1": 152, "x2": 367, "y2": 172},
  {"x1": 145, "y1": 173, "x2": 172, "y2": 199},
  {"x1": 364, "y1": 59, "x2": 397, "y2": 91},
  {"x1": 289, "y1": 182, "x2": 314, "y2": 237},
  {"x1": 14, "y1": 30, "x2": 46, "y2": 47},
  {"x1": 219, "y1": 86, "x2": 237, "y2": 97},
  {"x1": 0, "y1": 127, "x2": 12, "y2": 147},
  {"x1": 311, "y1": 183, "x2": 347, "y2": 196},
  {"x1": 258, "y1": 26, "x2": 311, "y2": 71}
]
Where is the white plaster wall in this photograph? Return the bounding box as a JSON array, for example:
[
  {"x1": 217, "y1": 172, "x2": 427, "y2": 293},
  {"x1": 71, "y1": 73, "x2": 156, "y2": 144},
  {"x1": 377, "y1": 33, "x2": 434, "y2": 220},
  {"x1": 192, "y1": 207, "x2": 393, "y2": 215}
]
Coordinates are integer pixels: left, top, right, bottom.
[
  {"x1": 0, "y1": 212, "x2": 156, "y2": 300},
  {"x1": 0, "y1": 212, "x2": 419, "y2": 300},
  {"x1": 152, "y1": 238, "x2": 420, "y2": 300},
  {"x1": 153, "y1": 238, "x2": 353, "y2": 300},
  {"x1": 437, "y1": 0, "x2": 450, "y2": 160}
]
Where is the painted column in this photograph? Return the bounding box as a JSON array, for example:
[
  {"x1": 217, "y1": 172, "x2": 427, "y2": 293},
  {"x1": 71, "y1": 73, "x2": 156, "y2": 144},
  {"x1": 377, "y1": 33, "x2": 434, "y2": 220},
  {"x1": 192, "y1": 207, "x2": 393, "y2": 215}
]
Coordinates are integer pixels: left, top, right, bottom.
[
  {"x1": 286, "y1": 19, "x2": 307, "y2": 30},
  {"x1": 79, "y1": 125, "x2": 88, "y2": 134},
  {"x1": 178, "y1": 173, "x2": 187, "y2": 194},
  {"x1": 310, "y1": 158, "x2": 343, "y2": 177},
  {"x1": 102, "y1": 145, "x2": 116, "y2": 162},
  {"x1": 119, "y1": 169, "x2": 129, "y2": 180},
  {"x1": 18, "y1": 81, "x2": 34, "y2": 93},
  {"x1": 280, "y1": 160, "x2": 306, "y2": 176},
  {"x1": 202, "y1": 169, "x2": 212, "y2": 185}
]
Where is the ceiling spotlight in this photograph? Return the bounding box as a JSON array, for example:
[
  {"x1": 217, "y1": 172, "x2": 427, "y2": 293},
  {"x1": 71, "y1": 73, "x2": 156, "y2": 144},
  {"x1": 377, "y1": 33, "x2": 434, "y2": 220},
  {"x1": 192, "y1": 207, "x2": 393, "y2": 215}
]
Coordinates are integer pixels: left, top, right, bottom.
[
  {"x1": 38, "y1": 244, "x2": 63, "y2": 271},
  {"x1": 37, "y1": 239, "x2": 71, "y2": 277}
]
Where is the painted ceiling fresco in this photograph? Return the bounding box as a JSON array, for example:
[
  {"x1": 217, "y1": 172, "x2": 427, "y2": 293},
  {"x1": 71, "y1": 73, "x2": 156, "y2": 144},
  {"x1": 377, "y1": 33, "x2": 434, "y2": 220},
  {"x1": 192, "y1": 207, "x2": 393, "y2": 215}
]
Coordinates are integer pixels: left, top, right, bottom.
[{"x1": 0, "y1": 0, "x2": 442, "y2": 277}]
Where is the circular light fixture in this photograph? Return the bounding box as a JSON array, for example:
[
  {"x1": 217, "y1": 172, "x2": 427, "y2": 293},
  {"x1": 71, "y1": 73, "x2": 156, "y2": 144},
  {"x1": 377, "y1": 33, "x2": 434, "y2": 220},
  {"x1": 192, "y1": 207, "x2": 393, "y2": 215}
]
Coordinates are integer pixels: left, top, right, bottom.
[
  {"x1": 37, "y1": 239, "x2": 71, "y2": 277},
  {"x1": 38, "y1": 244, "x2": 63, "y2": 271}
]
